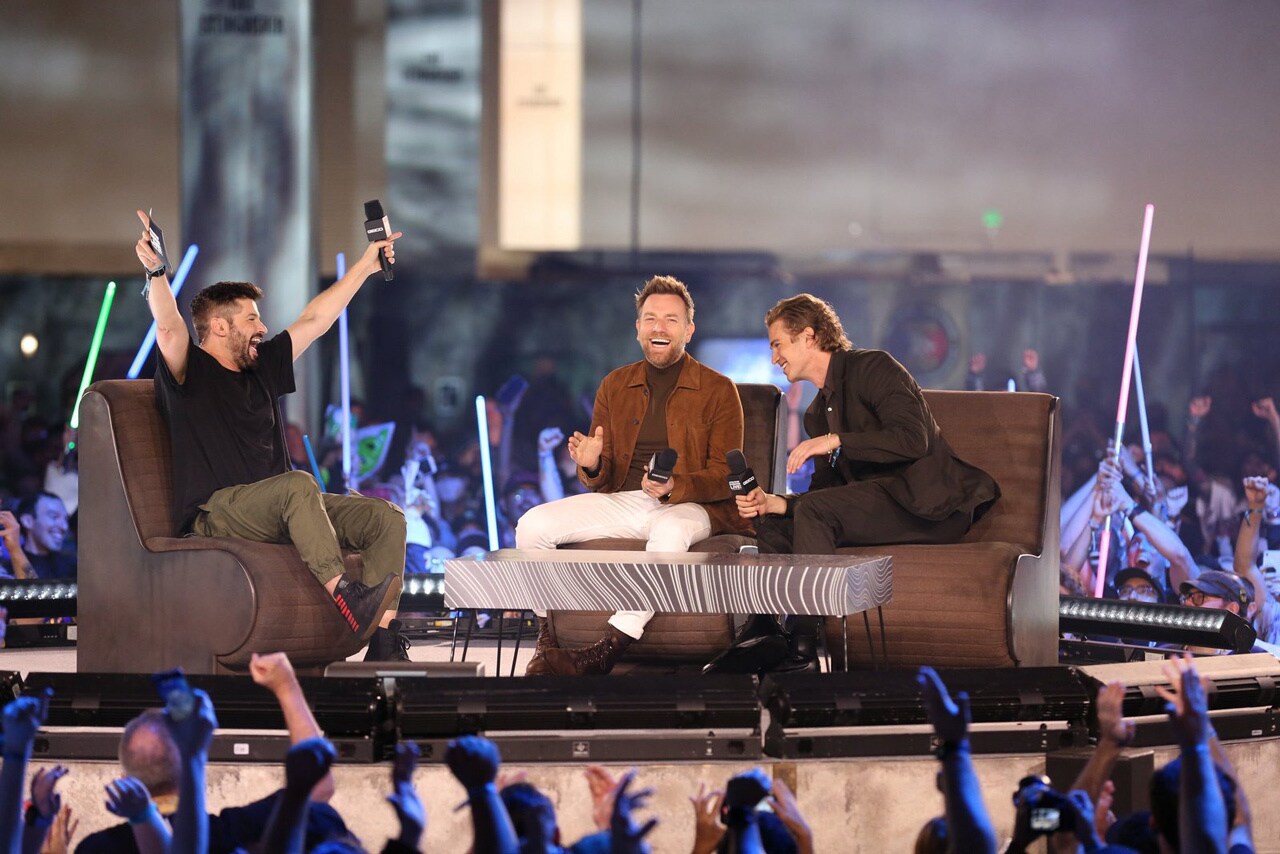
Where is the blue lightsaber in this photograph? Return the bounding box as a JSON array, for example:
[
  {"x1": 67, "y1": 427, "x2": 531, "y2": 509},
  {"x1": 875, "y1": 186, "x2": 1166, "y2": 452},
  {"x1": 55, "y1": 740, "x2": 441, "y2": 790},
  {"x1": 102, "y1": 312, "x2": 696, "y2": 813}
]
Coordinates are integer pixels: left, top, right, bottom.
[
  {"x1": 475, "y1": 395, "x2": 500, "y2": 551},
  {"x1": 127, "y1": 244, "x2": 199, "y2": 379},
  {"x1": 302, "y1": 434, "x2": 326, "y2": 488}
]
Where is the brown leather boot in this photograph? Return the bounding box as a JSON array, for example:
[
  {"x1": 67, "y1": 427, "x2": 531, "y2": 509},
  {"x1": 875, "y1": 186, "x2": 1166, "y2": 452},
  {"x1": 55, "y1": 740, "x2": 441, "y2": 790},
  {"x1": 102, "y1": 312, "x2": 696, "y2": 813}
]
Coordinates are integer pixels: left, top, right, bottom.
[
  {"x1": 539, "y1": 626, "x2": 634, "y2": 676},
  {"x1": 523, "y1": 616, "x2": 557, "y2": 676}
]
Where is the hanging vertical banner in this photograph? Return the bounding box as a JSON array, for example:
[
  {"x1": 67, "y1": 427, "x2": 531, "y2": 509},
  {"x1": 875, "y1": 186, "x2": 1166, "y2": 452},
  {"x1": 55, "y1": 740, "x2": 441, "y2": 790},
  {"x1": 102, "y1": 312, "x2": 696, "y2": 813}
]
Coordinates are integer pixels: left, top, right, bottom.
[
  {"x1": 180, "y1": 0, "x2": 316, "y2": 423},
  {"x1": 386, "y1": 0, "x2": 482, "y2": 273}
]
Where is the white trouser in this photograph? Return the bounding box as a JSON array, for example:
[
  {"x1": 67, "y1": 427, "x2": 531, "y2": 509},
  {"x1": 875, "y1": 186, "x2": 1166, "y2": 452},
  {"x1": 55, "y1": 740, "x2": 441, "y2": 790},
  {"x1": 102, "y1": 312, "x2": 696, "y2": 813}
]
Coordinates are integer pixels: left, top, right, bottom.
[{"x1": 515, "y1": 490, "x2": 713, "y2": 639}]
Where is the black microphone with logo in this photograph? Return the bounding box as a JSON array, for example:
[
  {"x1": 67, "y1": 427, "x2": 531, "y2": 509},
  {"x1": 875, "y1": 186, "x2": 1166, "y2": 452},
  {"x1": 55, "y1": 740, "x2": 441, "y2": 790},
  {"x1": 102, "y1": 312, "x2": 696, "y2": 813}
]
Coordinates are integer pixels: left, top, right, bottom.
[
  {"x1": 726, "y1": 449, "x2": 759, "y2": 496},
  {"x1": 647, "y1": 448, "x2": 678, "y2": 485},
  {"x1": 363, "y1": 199, "x2": 394, "y2": 281}
]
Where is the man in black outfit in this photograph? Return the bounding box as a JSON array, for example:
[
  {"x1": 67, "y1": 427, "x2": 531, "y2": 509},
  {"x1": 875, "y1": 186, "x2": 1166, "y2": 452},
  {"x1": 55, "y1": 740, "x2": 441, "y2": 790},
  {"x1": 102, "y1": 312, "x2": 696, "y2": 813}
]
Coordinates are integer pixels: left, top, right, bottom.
[
  {"x1": 732, "y1": 293, "x2": 1000, "y2": 668},
  {"x1": 133, "y1": 210, "x2": 409, "y2": 660}
]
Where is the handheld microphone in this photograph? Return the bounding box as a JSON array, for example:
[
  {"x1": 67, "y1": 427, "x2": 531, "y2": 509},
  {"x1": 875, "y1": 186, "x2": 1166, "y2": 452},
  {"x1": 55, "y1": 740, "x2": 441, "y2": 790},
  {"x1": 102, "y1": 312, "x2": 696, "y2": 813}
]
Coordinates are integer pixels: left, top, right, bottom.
[
  {"x1": 726, "y1": 449, "x2": 759, "y2": 495},
  {"x1": 647, "y1": 448, "x2": 678, "y2": 484},
  {"x1": 363, "y1": 199, "x2": 394, "y2": 281}
]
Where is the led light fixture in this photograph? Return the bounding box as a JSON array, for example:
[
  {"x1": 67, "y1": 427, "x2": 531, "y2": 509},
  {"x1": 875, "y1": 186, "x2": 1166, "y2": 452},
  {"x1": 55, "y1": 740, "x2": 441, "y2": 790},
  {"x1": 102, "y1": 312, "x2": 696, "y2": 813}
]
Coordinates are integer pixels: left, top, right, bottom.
[{"x1": 1059, "y1": 596, "x2": 1255, "y2": 653}]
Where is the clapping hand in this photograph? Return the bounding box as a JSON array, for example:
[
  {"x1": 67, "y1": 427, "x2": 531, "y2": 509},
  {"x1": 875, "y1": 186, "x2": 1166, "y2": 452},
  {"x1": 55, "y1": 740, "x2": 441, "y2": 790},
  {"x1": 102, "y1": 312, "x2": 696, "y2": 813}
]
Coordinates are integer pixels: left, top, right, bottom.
[
  {"x1": 30, "y1": 764, "x2": 69, "y2": 824},
  {"x1": 689, "y1": 783, "x2": 725, "y2": 854},
  {"x1": 104, "y1": 777, "x2": 154, "y2": 823},
  {"x1": 568, "y1": 427, "x2": 605, "y2": 471}
]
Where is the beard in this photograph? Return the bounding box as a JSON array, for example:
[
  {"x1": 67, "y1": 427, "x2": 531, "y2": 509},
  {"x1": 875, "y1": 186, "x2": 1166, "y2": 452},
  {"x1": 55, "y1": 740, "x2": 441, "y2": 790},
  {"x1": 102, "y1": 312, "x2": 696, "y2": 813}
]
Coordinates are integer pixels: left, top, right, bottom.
[
  {"x1": 228, "y1": 327, "x2": 261, "y2": 370},
  {"x1": 640, "y1": 337, "x2": 686, "y2": 369}
]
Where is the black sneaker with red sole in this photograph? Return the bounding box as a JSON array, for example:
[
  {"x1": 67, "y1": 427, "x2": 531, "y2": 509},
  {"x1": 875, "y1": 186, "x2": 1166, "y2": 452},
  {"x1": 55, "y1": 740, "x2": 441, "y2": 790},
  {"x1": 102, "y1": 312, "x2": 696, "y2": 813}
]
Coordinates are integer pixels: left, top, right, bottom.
[{"x1": 333, "y1": 574, "x2": 401, "y2": 640}]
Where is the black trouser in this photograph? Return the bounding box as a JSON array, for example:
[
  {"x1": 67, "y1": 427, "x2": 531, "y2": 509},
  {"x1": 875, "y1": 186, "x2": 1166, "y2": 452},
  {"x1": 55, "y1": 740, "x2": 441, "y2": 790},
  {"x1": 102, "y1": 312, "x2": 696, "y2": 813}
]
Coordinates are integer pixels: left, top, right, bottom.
[{"x1": 754, "y1": 481, "x2": 971, "y2": 555}]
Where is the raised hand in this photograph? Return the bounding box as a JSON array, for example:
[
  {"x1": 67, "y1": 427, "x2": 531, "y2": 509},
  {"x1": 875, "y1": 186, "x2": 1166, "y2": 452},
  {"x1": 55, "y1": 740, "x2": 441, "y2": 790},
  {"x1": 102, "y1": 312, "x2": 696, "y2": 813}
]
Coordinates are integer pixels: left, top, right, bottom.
[
  {"x1": 357, "y1": 230, "x2": 403, "y2": 277},
  {"x1": 585, "y1": 765, "x2": 620, "y2": 831},
  {"x1": 1251, "y1": 397, "x2": 1279, "y2": 426},
  {"x1": 1188, "y1": 396, "x2": 1212, "y2": 421},
  {"x1": 568, "y1": 426, "x2": 605, "y2": 470},
  {"x1": 689, "y1": 782, "x2": 725, "y2": 854},
  {"x1": 0, "y1": 512, "x2": 20, "y2": 546},
  {"x1": 609, "y1": 769, "x2": 657, "y2": 854},
  {"x1": 1062, "y1": 789, "x2": 1103, "y2": 849},
  {"x1": 165, "y1": 688, "x2": 217, "y2": 759},
  {"x1": 3, "y1": 688, "x2": 51, "y2": 757},
  {"x1": 1022, "y1": 348, "x2": 1039, "y2": 372},
  {"x1": 1156, "y1": 655, "x2": 1213, "y2": 749},
  {"x1": 445, "y1": 735, "x2": 501, "y2": 790},
  {"x1": 104, "y1": 776, "x2": 154, "y2": 823},
  {"x1": 969, "y1": 352, "x2": 987, "y2": 374},
  {"x1": 537, "y1": 427, "x2": 565, "y2": 456},
  {"x1": 1243, "y1": 476, "x2": 1270, "y2": 511},
  {"x1": 386, "y1": 742, "x2": 425, "y2": 847},
  {"x1": 769, "y1": 778, "x2": 814, "y2": 853},
  {"x1": 1095, "y1": 681, "x2": 1135, "y2": 747},
  {"x1": 249, "y1": 651, "x2": 297, "y2": 695},
  {"x1": 724, "y1": 768, "x2": 771, "y2": 810},
  {"x1": 918, "y1": 666, "x2": 969, "y2": 745},
  {"x1": 283, "y1": 738, "x2": 336, "y2": 797},
  {"x1": 134, "y1": 210, "x2": 165, "y2": 273}
]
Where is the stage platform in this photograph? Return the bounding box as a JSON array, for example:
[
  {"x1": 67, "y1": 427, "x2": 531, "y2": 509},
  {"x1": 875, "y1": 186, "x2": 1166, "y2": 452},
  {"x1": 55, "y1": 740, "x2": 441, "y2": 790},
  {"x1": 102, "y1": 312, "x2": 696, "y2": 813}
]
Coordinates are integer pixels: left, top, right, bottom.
[{"x1": 5, "y1": 642, "x2": 1280, "y2": 852}]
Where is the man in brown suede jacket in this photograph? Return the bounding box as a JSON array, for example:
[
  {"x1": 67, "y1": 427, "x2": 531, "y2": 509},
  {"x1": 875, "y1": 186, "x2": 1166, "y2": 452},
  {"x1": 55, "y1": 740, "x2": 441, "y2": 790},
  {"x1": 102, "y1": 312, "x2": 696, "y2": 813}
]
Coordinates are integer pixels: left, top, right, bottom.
[{"x1": 516, "y1": 275, "x2": 749, "y2": 675}]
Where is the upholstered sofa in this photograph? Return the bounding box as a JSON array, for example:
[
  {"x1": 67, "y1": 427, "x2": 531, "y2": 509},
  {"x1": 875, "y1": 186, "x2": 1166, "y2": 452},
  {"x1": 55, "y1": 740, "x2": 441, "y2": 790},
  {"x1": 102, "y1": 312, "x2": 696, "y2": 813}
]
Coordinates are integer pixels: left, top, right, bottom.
[
  {"x1": 77, "y1": 380, "x2": 371, "y2": 674},
  {"x1": 548, "y1": 388, "x2": 1060, "y2": 669}
]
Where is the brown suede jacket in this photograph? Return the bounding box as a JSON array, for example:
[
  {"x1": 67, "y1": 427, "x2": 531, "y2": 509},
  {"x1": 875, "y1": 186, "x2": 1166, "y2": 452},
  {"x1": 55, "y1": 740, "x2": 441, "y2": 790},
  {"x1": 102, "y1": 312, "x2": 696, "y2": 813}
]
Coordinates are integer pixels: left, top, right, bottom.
[{"x1": 579, "y1": 355, "x2": 751, "y2": 536}]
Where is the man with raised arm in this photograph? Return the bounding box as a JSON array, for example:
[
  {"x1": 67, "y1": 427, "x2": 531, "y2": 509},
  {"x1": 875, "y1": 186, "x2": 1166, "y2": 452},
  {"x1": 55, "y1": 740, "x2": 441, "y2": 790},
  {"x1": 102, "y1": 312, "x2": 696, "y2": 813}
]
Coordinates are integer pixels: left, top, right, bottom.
[
  {"x1": 133, "y1": 210, "x2": 409, "y2": 659},
  {"x1": 515, "y1": 276, "x2": 749, "y2": 676}
]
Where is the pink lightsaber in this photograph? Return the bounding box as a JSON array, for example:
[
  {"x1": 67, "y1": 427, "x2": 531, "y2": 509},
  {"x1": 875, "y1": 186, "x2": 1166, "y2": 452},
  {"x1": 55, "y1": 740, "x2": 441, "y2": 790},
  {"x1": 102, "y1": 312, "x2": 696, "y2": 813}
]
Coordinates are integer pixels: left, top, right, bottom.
[{"x1": 1093, "y1": 204, "x2": 1155, "y2": 597}]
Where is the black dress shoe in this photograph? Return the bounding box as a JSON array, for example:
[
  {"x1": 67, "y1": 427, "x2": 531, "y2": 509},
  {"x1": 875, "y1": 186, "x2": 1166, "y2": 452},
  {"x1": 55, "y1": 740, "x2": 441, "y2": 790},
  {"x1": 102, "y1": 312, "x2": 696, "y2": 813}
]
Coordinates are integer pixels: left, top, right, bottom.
[
  {"x1": 772, "y1": 615, "x2": 822, "y2": 673},
  {"x1": 736, "y1": 613, "x2": 785, "y2": 643},
  {"x1": 702, "y1": 634, "x2": 790, "y2": 675}
]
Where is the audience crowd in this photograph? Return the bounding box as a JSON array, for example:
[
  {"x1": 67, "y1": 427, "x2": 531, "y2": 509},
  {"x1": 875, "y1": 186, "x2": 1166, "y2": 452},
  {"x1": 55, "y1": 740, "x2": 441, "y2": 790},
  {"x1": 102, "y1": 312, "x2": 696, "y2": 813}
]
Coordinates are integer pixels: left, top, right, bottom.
[{"x1": 0, "y1": 653, "x2": 1254, "y2": 852}]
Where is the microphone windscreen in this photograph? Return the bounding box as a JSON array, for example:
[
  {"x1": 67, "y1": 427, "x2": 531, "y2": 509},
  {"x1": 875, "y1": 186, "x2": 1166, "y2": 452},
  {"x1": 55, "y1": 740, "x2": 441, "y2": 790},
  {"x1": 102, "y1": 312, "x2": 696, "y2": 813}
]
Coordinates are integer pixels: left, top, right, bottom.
[
  {"x1": 364, "y1": 199, "x2": 385, "y2": 220},
  {"x1": 656, "y1": 448, "x2": 678, "y2": 471},
  {"x1": 726, "y1": 449, "x2": 747, "y2": 474}
]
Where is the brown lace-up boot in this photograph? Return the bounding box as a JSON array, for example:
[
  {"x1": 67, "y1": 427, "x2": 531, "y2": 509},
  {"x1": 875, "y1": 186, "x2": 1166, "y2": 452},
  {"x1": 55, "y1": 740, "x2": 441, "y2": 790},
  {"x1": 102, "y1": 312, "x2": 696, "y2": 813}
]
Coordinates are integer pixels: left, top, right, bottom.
[
  {"x1": 539, "y1": 626, "x2": 634, "y2": 676},
  {"x1": 523, "y1": 616, "x2": 558, "y2": 676}
]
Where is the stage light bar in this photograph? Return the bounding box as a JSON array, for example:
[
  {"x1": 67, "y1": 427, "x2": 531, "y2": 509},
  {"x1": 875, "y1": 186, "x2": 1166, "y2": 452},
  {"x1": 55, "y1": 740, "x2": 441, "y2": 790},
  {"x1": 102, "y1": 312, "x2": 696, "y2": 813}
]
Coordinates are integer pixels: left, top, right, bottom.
[
  {"x1": 1059, "y1": 596, "x2": 1255, "y2": 653},
  {"x1": 403, "y1": 576, "x2": 445, "y2": 597},
  {"x1": 0, "y1": 581, "x2": 78, "y2": 619}
]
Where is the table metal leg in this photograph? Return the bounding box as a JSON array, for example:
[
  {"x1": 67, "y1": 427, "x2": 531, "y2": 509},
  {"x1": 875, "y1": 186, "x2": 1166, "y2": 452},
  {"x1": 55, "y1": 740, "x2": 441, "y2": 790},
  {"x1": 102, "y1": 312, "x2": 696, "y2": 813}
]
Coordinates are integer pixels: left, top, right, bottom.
[
  {"x1": 449, "y1": 609, "x2": 463, "y2": 662},
  {"x1": 862, "y1": 611, "x2": 876, "y2": 670},
  {"x1": 509, "y1": 611, "x2": 528, "y2": 677},
  {"x1": 495, "y1": 613, "x2": 506, "y2": 678},
  {"x1": 877, "y1": 606, "x2": 888, "y2": 669},
  {"x1": 460, "y1": 611, "x2": 475, "y2": 662},
  {"x1": 842, "y1": 617, "x2": 849, "y2": 672}
]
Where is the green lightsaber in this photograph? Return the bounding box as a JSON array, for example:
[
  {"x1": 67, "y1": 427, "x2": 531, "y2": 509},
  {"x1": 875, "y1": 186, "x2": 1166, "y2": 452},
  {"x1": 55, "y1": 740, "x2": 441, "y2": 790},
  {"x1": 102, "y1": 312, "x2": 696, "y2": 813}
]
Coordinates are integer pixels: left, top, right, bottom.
[{"x1": 69, "y1": 280, "x2": 118, "y2": 430}]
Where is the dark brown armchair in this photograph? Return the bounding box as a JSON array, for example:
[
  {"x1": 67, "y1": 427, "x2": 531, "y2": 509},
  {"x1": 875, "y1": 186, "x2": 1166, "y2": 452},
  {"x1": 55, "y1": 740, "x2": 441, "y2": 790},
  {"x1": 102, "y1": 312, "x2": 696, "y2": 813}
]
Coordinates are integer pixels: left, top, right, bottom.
[
  {"x1": 77, "y1": 380, "x2": 367, "y2": 674},
  {"x1": 828, "y1": 391, "x2": 1061, "y2": 668}
]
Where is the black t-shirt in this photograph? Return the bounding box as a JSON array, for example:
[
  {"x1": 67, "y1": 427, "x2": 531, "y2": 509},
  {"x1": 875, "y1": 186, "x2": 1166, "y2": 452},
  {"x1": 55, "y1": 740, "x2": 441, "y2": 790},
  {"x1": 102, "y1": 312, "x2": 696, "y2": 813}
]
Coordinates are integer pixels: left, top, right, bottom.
[
  {"x1": 155, "y1": 333, "x2": 295, "y2": 533},
  {"x1": 74, "y1": 790, "x2": 348, "y2": 853},
  {"x1": 26, "y1": 550, "x2": 77, "y2": 580}
]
